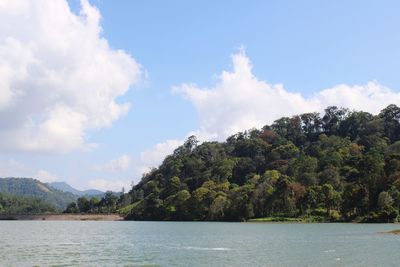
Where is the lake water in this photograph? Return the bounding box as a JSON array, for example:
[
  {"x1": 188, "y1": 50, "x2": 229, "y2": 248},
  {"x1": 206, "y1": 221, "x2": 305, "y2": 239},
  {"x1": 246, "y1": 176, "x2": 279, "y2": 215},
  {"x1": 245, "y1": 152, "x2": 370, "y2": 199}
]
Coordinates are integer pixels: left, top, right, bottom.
[{"x1": 0, "y1": 221, "x2": 400, "y2": 266}]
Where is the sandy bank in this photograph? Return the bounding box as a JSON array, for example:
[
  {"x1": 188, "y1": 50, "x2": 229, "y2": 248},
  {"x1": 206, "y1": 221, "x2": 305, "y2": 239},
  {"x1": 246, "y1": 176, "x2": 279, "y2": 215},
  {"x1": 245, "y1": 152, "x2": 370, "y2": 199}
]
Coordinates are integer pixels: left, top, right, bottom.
[
  {"x1": 0, "y1": 214, "x2": 124, "y2": 221},
  {"x1": 382, "y1": 229, "x2": 400, "y2": 235}
]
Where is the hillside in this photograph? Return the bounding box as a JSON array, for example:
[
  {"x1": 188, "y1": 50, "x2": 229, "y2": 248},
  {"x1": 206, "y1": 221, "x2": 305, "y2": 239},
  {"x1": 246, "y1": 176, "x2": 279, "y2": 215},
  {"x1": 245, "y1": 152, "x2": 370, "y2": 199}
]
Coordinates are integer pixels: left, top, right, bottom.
[
  {"x1": 127, "y1": 105, "x2": 400, "y2": 222},
  {"x1": 49, "y1": 182, "x2": 104, "y2": 197},
  {"x1": 0, "y1": 192, "x2": 56, "y2": 215},
  {"x1": 0, "y1": 178, "x2": 78, "y2": 210}
]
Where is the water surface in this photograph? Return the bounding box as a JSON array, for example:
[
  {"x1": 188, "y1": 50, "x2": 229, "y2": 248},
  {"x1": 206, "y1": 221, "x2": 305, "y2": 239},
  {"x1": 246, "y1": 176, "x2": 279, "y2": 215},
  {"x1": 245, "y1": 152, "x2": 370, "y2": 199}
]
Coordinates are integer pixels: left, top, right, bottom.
[{"x1": 1, "y1": 221, "x2": 399, "y2": 266}]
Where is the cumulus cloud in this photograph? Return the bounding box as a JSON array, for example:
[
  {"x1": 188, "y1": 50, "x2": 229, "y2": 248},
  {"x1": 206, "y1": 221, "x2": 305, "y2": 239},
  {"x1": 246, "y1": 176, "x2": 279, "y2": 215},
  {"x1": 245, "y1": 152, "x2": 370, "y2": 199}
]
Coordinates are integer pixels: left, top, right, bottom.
[
  {"x1": 0, "y1": 0, "x2": 141, "y2": 152},
  {"x1": 134, "y1": 139, "x2": 183, "y2": 175},
  {"x1": 128, "y1": 130, "x2": 218, "y2": 180},
  {"x1": 314, "y1": 83, "x2": 400, "y2": 113},
  {"x1": 0, "y1": 159, "x2": 58, "y2": 182},
  {"x1": 33, "y1": 169, "x2": 58, "y2": 183},
  {"x1": 118, "y1": 51, "x2": 400, "y2": 186},
  {"x1": 0, "y1": 159, "x2": 28, "y2": 177},
  {"x1": 93, "y1": 154, "x2": 132, "y2": 172},
  {"x1": 174, "y1": 51, "x2": 400, "y2": 140},
  {"x1": 91, "y1": 140, "x2": 185, "y2": 185}
]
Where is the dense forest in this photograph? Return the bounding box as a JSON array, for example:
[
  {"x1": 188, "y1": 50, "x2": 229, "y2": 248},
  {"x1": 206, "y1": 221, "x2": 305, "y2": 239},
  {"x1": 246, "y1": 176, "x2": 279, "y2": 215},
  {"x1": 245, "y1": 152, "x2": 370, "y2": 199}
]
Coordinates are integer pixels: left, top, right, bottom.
[
  {"x1": 0, "y1": 193, "x2": 56, "y2": 215},
  {"x1": 125, "y1": 105, "x2": 400, "y2": 222},
  {"x1": 0, "y1": 178, "x2": 123, "y2": 215},
  {"x1": 64, "y1": 191, "x2": 129, "y2": 214}
]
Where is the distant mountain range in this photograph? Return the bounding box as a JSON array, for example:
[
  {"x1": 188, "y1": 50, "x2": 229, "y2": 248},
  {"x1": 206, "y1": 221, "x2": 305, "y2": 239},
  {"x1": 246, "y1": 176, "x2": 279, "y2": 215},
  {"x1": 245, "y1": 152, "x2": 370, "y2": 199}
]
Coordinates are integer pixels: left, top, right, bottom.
[
  {"x1": 48, "y1": 181, "x2": 104, "y2": 196},
  {"x1": 0, "y1": 178, "x2": 104, "y2": 211}
]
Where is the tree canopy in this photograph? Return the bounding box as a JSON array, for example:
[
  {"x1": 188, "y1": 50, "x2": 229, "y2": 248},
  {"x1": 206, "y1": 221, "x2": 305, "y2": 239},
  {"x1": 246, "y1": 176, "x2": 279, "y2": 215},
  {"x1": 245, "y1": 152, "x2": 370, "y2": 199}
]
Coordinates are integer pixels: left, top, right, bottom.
[
  {"x1": 0, "y1": 193, "x2": 56, "y2": 215},
  {"x1": 112, "y1": 105, "x2": 400, "y2": 222}
]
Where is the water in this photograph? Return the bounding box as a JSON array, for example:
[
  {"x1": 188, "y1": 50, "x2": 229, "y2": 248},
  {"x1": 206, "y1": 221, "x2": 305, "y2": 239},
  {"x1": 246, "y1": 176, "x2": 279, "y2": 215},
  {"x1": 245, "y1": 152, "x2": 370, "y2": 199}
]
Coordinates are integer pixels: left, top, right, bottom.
[{"x1": 0, "y1": 221, "x2": 400, "y2": 266}]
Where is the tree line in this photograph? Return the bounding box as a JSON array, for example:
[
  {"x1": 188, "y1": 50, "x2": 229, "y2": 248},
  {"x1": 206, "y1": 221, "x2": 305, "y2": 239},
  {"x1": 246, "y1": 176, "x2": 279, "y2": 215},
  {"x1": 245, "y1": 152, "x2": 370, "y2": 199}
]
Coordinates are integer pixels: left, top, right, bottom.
[
  {"x1": 0, "y1": 192, "x2": 56, "y2": 215},
  {"x1": 64, "y1": 191, "x2": 131, "y2": 214},
  {"x1": 125, "y1": 105, "x2": 400, "y2": 222}
]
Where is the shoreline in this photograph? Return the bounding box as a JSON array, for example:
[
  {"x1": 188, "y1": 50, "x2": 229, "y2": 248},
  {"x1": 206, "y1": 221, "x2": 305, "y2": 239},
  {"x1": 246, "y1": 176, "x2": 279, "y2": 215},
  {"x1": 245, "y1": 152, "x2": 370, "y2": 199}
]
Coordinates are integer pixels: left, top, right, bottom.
[
  {"x1": 0, "y1": 215, "x2": 398, "y2": 223},
  {"x1": 0, "y1": 214, "x2": 124, "y2": 221}
]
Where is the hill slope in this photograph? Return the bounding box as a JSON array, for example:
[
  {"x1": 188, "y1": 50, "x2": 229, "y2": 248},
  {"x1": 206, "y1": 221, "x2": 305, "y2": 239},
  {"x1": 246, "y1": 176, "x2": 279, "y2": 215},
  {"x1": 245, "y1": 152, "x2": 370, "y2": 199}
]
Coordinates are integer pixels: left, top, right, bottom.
[
  {"x1": 48, "y1": 182, "x2": 104, "y2": 196},
  {"x1": 0, "y1": 178, "x2": 77, "y2": 210},
  {"x1": 127, "y1": 105, "x2": 400, "y2": 222},
  {"x1": 0, "y1": 192, "x2": 56, "y2": 215}
]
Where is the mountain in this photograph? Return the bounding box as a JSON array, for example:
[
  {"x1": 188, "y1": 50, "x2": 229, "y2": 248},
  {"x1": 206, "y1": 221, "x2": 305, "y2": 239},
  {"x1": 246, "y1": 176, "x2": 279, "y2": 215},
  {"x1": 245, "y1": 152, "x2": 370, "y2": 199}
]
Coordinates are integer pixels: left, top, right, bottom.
[
  {"x1": 0, "y1": 178, "x2": 77, "y2": 210},
  {"x1": 127, "y1": 105, "x2": 400, "y2": 223},
  {"x1": 48, "y1": 182, "x2": 104, "y2": 197}
]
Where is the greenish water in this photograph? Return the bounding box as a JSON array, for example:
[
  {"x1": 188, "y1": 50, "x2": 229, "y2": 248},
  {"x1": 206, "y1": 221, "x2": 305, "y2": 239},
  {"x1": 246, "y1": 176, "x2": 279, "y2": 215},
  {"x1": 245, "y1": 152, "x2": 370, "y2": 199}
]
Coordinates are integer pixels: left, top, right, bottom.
[{"x1": 1, "y1": 221, "x2": 400, "y2": 266}]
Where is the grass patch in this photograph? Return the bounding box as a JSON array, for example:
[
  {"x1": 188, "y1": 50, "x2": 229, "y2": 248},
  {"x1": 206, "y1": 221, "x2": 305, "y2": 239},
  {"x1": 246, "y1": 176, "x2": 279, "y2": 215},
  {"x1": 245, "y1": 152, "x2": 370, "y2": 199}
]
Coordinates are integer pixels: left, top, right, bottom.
[
  {"x1": 248, "y1": 214, "x2": 334, "y2": 223},
  {"x1": 248, "y1": 217, "x2": 304, "y2": 222}
]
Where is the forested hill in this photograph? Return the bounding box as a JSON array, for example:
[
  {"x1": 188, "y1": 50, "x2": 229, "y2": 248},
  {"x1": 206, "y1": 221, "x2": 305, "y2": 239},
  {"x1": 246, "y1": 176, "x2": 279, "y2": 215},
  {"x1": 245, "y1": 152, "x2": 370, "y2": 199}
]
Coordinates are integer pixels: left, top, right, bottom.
[
  {"x1": 0, "y1": 193, "x2": 56, "y2": 215},
  {"x1": 0, "y1": 178, "x2": 77, "y2": 210},
  {"x1": 127, "y1": 105, "x2": 400, "y2": 222}
]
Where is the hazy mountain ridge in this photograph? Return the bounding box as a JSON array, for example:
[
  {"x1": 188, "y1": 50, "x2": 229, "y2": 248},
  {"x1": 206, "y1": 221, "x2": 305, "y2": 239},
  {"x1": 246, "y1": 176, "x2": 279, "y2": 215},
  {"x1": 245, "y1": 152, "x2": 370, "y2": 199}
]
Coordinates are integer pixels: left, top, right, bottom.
[{"x1": 48, "y1": 182, "x2": 104, "y2": 197}]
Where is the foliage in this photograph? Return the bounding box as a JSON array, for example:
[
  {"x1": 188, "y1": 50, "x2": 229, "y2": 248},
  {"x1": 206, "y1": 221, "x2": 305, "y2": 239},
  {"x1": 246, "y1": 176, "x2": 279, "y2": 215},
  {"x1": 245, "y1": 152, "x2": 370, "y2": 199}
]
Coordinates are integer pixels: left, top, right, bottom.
[
  {"x1": 0, "y1": 193, "x2": 56, "y2": 214},
  {"x1": 64, "y1": 191, "x2": 127, "y2": 214},
  {"x1": 125, "y1": 105, "x2": 400, "y2": 222},
  {"x1": 0, "y1": 178, "x2": 77, "y2": 210}
]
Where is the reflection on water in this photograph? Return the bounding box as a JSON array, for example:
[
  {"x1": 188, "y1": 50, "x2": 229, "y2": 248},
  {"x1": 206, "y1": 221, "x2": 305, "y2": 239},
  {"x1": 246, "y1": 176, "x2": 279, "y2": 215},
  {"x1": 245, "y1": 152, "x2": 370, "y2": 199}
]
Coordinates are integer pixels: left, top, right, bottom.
[{"x1": 0, "y1": 221, "x2": 399, "y2": 266}]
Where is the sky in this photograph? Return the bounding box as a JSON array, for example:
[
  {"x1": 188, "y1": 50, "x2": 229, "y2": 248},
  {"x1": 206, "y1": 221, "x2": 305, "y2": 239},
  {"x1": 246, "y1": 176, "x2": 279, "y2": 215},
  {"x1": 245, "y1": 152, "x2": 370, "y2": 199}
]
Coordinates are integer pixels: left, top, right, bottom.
[{"x1": 1, "y1": 0, "x2": 400, "y2": 191}]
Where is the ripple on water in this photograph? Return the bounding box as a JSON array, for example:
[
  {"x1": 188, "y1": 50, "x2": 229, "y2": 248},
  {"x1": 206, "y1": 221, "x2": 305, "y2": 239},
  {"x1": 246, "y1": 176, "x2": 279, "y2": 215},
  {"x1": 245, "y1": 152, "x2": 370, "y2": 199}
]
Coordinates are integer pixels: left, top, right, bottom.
[
  {"x1": 182, "y1": 246, "x2": 232, "y2": 251},
  {"x1": 1, "y1": 221, "x2": 400, "y2": 266}
]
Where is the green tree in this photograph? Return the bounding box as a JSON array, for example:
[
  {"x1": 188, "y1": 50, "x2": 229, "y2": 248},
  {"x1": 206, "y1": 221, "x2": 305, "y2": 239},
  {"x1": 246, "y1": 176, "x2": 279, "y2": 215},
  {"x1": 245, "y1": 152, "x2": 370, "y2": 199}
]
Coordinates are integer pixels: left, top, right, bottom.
[
  {"x1": 100, "y1": 192, "x2": 119, "y2": 213},
  {"x1": 89, "y1": 196, "x2": 100, "y2": 211},
  {"x1": 322, "y1": 106, "x2": 348, "y2": 135},
  {"x1": 65, "y1": 202, "x2": 78, "y2": 213},
  {"x1": 322, "y1": 184, "x2": 341, "y2": 217},
  {"x1": 209, "y1": 194, "x2": 230, "y2": 220},
  {"x1": 77, "y1": 197, "x2": 90, "y2": 213},
  {"x1": 379, "y1": 104, "x2": 400, "y2": 143},
  {"x1": 377, "y1": 191, "x2": 393, "y2": 208}
]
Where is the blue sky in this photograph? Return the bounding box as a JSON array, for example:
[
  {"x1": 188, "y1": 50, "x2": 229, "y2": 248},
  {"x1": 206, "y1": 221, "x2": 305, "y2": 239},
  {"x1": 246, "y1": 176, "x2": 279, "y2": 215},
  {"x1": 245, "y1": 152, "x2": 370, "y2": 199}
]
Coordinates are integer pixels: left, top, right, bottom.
[{"x1": 1, "y1": 0, "x2": 400, "y2": 191}]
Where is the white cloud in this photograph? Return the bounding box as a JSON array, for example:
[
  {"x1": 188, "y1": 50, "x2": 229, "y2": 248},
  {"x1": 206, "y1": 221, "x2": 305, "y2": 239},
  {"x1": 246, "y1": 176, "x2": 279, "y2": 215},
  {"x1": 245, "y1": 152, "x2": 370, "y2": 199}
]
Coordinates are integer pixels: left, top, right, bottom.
[
  {"x1": 174, "y1": 51, "x2": 400, "y2": 140},
  {"x1": 314, "y1": 82, "x2": 400, "y2": 114},
  {"x1": 134, "y1": 139, "x2": 183, "y2": 175},
  {"x1": 130, "y1": 130, "x2": 218, "y2": 180},
  {"x1": 33, "y1": 169, "x2": 58, "y2": 183},
  {"x1": 93, "y1": 154, "x2": 132, "y2": 172},
  {"x1": 91, "y1": 141, "x2": 185, "y2": 184},
  {"x1": 118, "y1": 51, "x2": 400, "y2": 187},
  {"x1": 88, "y1": 179, "x2": 131, "y2": 192},
  {"x1": 0, "y1": 0, "x2": 141, "y2": 152},
  {"x1": 0, "y1": 159, "x2": 28, "y2": 177},
  {"x1": 0, "y1": 159, "x2": 58, "y2": 183}
]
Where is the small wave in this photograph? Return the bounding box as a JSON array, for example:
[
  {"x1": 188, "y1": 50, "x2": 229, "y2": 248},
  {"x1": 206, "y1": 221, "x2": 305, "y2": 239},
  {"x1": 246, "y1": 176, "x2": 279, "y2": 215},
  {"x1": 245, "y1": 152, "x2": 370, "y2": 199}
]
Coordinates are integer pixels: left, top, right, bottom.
[
  {"x1": 183, "y1": 246, "x2": 231, "y2": 251},
  {"x1": 324, "y1": 249, "x2": 335, "y2": 253},
  {"x1": 212, "y1": 248, "x2": 231, "y2": 251}
]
